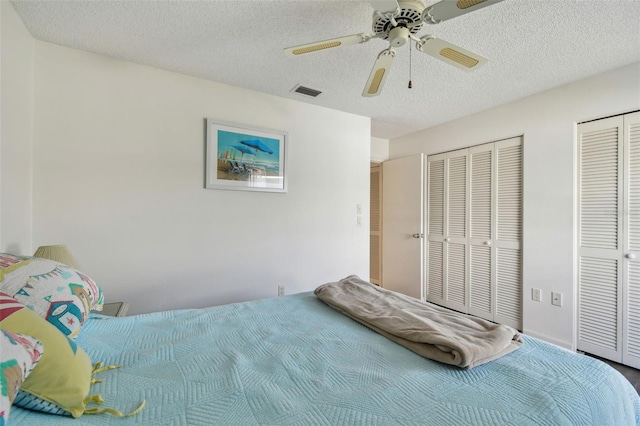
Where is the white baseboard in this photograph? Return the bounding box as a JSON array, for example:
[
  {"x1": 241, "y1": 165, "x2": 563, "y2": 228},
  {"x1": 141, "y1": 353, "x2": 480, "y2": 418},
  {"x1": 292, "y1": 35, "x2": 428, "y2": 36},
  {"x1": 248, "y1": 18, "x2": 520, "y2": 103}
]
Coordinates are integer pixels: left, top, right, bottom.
[{"x1": 522, "y1": 329, "x2": 573, "y2": 351}]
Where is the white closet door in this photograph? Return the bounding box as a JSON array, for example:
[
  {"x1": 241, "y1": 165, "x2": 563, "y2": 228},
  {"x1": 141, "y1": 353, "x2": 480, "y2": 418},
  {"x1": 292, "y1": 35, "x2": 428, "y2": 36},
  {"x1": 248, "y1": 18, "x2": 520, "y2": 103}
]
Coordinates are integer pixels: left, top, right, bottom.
[
  {"x1": 494, "y1": 137, "x2": 523, "y2": 330},
  {"x1": 577, "y1": 116, "x2": 623, "y2": 362},
  {"x1": 624, "y1": 111, "x2": 640, "y2": 368},
  {"x1": 468, "y1": 143, "x2": 494, "y2": 321},
  {"x1": 427, "y1": 139, "x2": 522, "y2": 328},
  {"x1": 427, "y1": 153, "x2": 446, "y2": 305},
  {"x1": 442, "y1": 149, "x2": 469, "y2": 313}
]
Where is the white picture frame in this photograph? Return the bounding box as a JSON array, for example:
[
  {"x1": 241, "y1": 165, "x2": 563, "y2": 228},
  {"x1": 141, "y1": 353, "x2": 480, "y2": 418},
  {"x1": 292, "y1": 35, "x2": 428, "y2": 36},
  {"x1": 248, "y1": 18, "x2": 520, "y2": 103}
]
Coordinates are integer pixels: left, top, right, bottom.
[{"x1": 205, "y1": 118, "x2": 288, "y2": 193}]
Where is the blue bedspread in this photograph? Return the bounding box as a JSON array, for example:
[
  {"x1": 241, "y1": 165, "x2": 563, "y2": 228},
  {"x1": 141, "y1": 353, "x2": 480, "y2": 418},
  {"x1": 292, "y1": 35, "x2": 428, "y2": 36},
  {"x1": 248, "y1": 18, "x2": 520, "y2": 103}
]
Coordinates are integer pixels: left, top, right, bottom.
[{"x1": 10, "y1": 293, "x2": 640, "y2": 425}]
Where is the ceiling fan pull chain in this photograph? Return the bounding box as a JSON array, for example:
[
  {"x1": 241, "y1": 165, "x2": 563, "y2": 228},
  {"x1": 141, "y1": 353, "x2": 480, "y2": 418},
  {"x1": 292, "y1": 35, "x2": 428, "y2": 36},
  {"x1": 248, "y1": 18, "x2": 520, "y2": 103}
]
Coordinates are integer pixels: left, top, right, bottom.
[{"x1": 408, "y1": 42, "x2": 413, "y2": 89}]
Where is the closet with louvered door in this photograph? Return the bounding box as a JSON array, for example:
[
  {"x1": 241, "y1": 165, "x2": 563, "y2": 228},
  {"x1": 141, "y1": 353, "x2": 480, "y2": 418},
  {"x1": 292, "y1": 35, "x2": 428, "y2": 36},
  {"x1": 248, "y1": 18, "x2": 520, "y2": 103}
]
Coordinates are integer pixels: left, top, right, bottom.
[
  {"x1": 468, "y1": 143, "x2": 494, "y2": 322},
  {"x1": 426, "y1": 153, "x2": 446, "y2": 306},
  {"x1": 426, "y1": 137, "x2": 522, "y2": 330},
  {"x1": 577, "y1": 111, "x2": 640, "y2": 369},
  {"x1": 624, "y1": 112, "x2": 640, "y2": 369},
  {"x1": 426, "y1": 149, "x2": 468, "y2": 313},
  {"x1": 446, "y1": 149, "x2": 469, "y2": 313},
  {"x1": 493, "y1": 138, "x2": 523, "y2": 330}
]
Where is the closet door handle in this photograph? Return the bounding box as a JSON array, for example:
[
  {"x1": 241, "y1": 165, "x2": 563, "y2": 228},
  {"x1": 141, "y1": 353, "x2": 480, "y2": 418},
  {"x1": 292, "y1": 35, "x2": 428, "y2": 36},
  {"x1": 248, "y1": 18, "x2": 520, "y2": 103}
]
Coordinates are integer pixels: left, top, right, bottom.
[
  {"x1": 444, "y1": 238, "x2": 451, "y2": 242},
  {"x1": 483, "y1": 241, "x2": 492, "y2": 246},
  {"x1": 627, "y1": 253, "x2": 637, "y2": 260},
  {"x1": 412, "y1": 233, "x2": 424, "y2": 239}
]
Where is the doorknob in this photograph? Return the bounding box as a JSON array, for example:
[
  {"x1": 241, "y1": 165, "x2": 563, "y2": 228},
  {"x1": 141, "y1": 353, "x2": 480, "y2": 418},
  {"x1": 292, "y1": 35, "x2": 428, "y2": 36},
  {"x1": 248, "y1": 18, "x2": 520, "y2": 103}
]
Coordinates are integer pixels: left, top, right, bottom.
[
  {"x1": 627, "y1": 253, "x2": 637, "y2": 260},
  {"x1": 483, "y1": 241, "x2": 492, "y2": 246},
  {"x1": 444, "y1": 238, "x2": 450, "y2": 242},
  {"x1": 412, "y1": 233, "x2": 424, "y2": 239}
]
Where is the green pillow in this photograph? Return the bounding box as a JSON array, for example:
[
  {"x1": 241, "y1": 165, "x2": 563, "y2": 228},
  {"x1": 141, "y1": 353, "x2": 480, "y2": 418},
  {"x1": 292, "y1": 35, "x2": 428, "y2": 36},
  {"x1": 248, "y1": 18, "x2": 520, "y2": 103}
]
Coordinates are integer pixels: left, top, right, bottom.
[
  {"x1": 0, "y1": 329, "x2": 43, "y2": 424},
  {"x1": 0, "y1": 291, "x2": 92, "y2": 418}
]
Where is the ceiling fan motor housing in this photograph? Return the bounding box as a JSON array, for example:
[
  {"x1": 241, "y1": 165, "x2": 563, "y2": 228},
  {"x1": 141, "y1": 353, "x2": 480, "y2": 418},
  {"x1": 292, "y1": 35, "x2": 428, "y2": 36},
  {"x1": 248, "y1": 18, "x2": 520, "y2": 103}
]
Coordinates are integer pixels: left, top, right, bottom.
[{"x1": 372, "y1": 0, "x2": 426, "y2": 40}]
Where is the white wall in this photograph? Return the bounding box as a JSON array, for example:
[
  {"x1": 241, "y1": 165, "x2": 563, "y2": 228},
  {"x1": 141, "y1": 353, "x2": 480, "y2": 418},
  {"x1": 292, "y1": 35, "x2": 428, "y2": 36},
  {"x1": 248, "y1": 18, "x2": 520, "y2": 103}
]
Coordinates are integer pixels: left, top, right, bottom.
[
  {"x1": 30, "y1": 42, "x2": 370, "y2": 314},
  {"x1": 371, "y1": 137, "x2": 389, "y2": 163},
  {"x1": 0, "y1": 1, "x2": 33, "y2": 255},
  {"x1": 390, "y1": 62, "x2": 640, "y2": 348}
]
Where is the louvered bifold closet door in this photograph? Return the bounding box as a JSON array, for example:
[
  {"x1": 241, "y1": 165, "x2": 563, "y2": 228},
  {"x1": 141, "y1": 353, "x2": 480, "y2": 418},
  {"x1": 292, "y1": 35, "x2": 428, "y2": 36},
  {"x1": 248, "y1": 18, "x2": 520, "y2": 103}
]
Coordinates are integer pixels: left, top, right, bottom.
[
  {"x1": 468, "y1": 144, "x2": 494, "y2": 322},
  {"x1": 370, "y1": 164, "x2": 382, "y2": 285},
  {"x1": 443, "y1": 149, "x2": 469, "y2": 313},
  {"x1": 493, "y1": 137, "x2": 523, "y2": 330},
  {"x1": 577, "y1": 116, "x2": 623, "y2": 363},
  {"x1": 624, "y1": 111, "x2": 640, "y2": 368},
  {"x1": 427, "y1": 153, "x2": 447, "y2": 305}
]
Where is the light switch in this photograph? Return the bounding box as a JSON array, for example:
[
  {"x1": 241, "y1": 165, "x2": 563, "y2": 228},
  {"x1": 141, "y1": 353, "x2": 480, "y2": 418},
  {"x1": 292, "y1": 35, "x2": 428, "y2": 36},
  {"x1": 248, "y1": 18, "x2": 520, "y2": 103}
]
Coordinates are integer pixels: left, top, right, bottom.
[
  {"x1": 552, "y1": 292, "x2": 563, "y2": 307},
  {"x1": 532, "y1": 288, "x2": 541, "y2": 302}
]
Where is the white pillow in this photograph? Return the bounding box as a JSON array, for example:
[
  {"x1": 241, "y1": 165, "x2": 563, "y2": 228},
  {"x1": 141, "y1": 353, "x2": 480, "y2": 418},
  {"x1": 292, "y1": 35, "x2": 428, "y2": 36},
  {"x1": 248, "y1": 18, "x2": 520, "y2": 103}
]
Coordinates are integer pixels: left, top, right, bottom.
[{"x1": 0, "y1": 253, "x2": 104, "y2": 338}]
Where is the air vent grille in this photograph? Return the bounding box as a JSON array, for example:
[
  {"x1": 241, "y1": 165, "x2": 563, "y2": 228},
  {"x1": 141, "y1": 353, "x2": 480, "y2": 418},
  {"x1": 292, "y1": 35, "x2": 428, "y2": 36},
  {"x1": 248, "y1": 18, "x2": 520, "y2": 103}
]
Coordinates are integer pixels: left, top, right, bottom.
[{"x1": 292, "y1": 85, "x2": 322, "y2": 97}]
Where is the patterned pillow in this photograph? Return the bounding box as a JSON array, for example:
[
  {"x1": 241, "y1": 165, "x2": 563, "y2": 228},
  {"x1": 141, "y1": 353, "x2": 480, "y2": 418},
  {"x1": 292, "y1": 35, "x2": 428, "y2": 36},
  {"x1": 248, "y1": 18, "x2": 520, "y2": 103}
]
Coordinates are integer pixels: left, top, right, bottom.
[
  {"x1": 0, "y1": 329, "x2": 43, "y2": 424},
  {"x1": 0, "y1": 253, "x2": 104, "y2": 338},
  {"x1": 0, "y1": 292, "x2": 94, "y2": 418}
]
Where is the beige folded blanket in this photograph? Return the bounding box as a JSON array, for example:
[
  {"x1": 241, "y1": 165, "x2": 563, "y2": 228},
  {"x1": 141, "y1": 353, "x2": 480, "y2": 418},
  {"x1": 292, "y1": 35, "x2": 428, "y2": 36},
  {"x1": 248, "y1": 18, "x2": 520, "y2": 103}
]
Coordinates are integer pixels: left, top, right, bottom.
[{"x1": 315, "y1": 275, "x2": 523, "y2": 369}]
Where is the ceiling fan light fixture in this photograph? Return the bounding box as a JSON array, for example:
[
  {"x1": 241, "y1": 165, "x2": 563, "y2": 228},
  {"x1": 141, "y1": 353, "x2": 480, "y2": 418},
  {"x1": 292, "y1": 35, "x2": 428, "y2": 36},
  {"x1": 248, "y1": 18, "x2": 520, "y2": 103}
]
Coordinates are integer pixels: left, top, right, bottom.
[{"x1": 388, "y1": 27, "x2": 410, "y2": 47}]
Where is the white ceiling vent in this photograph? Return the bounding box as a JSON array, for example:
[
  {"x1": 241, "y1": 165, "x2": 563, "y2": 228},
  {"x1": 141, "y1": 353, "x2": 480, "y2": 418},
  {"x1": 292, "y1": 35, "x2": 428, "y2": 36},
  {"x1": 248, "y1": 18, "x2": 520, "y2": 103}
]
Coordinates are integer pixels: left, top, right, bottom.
[{"x1": 291, "y1": 84, "x2": 322, "y2": 98}]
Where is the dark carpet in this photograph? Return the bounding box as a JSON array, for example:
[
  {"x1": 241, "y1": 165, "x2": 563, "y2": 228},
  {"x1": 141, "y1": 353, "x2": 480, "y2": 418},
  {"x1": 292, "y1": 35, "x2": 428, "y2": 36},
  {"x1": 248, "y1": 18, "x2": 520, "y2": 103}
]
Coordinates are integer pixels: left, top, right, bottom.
[{"x1": 588, "y1": 354, "x2": 640, "y2": 395}]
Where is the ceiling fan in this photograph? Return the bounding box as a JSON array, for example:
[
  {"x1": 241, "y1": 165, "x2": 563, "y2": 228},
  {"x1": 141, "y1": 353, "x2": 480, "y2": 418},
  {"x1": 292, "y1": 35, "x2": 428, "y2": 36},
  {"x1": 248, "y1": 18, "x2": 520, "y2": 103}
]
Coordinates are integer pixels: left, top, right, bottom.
[{"x1": 284, "y1": 0, "x2": 503, "y2": 97}]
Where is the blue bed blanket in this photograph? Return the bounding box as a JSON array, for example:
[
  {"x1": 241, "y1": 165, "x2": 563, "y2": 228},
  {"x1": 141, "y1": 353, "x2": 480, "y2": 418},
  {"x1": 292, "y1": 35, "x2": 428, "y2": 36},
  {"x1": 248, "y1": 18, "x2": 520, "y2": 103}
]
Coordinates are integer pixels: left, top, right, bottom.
[{"x1": 10, "y1": 292, "x2": 640, "y2": 425}]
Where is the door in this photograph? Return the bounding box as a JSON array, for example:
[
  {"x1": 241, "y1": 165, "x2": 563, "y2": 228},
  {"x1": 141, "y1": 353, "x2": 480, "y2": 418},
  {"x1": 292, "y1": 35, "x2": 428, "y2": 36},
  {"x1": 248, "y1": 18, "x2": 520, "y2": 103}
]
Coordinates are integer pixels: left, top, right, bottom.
[
  {"x1": 443, "y1": 149, "x2": 469, "y2": 313},
  {"x1": 426, "y1": 148, "x2": 469, "y2": 313},
  {"x1": 382, "y1": 154, "x2": 424, "y2": 299},
  {"x1": 623, "y1": 111, "x2": 640, "y2": 368},
  {"x1": 493, "y1": 138, "x2": 523, "y2": 330},
  {"x1": 577, "y1": 115, "x2": 624, "y2": 363},
  {"x1": 427, "y1": 137, "x2": 522, "y2": 329},
  {"x1": 468, "y1": 143, "x2": 494, "y2": 322}
]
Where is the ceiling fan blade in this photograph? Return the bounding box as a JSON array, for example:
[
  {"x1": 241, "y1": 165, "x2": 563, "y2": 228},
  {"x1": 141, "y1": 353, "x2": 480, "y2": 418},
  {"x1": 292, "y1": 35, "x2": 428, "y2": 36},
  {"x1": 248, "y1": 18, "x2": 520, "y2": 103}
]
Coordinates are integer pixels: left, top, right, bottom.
[
  {"x1": 423, "y1": 0, "x2": 504, "y2": 24},
  {"x1": 416, "y1": 36, "x2": 487, "y2": 71},
  {"x1": 370, "y1": 0, "x2": 399, "y2": 13},
  {"x1": 362, "y1": 50, "x2": 396, "y2": 97},
  {"x1": 284, "y1": 33, "x2": 371, "y2": 57}
]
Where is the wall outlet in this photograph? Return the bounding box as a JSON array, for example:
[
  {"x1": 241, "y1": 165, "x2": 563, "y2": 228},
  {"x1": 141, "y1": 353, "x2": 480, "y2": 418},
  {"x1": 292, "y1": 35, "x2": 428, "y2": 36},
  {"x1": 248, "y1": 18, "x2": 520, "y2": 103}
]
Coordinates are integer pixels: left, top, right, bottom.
[
  {"x1": 356, "y1": 216, "x2": 362, "y2": 227},
  {"x1": 278, "y1": 285, "x2": 285, "y2": 297},
  {"x1": 551, "y1": 292, "x2": 563, "y2": 307},
  {"x1": 532, "y1": 288, "x2": 541, "y2": 302},
  {"x1": 356, "y1": 203, "x2": 363, "y2": 215}
]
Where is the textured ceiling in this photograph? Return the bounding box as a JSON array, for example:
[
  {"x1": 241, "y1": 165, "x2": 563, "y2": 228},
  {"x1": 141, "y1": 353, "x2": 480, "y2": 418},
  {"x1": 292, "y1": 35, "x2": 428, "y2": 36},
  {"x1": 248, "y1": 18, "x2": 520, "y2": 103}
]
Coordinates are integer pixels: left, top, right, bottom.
[{"x1": 10, "y1": 0, "x2": 640, "y2": 139}]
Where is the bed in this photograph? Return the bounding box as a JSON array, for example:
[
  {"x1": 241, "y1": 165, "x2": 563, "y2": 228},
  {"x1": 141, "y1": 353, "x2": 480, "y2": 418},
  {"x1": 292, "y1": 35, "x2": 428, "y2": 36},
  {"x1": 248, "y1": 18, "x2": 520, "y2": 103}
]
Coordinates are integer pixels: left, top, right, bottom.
[{"x1": 8, "y1": 290, "x2": 640, "y2": 425}]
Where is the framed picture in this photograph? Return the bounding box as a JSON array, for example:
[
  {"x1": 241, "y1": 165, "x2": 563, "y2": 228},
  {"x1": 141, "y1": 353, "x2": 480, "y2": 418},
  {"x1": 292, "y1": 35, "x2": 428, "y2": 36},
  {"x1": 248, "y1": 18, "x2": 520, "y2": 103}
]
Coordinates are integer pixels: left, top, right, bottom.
[{"x1": 205, "y1": 118, "x2": 288, "y2": 193}]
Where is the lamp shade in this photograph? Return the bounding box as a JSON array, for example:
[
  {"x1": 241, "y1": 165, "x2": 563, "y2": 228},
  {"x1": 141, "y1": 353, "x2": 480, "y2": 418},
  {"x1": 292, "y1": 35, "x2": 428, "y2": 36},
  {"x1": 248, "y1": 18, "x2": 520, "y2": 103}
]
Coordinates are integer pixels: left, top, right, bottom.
[{"x1": 33, "y1": 245, "x2": 82, "y2": 270}]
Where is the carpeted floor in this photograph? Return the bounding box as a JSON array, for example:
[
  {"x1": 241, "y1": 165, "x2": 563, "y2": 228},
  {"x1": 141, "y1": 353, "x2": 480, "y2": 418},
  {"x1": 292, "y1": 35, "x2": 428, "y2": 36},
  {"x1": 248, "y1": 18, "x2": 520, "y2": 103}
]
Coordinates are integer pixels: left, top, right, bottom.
[{"x1": 588, "y1": 354, "x2": 640, "y2": 395}]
